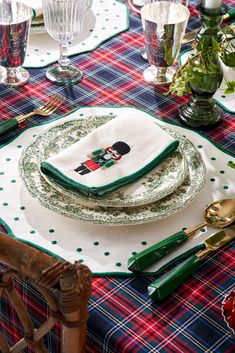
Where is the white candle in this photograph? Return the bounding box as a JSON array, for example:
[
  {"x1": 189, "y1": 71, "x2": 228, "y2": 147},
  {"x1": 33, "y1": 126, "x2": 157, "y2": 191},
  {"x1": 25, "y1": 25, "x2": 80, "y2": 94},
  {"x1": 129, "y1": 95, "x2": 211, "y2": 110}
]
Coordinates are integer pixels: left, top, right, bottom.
[{"x1": 203, "y1": 0, "x2": 221, "y2": 9}]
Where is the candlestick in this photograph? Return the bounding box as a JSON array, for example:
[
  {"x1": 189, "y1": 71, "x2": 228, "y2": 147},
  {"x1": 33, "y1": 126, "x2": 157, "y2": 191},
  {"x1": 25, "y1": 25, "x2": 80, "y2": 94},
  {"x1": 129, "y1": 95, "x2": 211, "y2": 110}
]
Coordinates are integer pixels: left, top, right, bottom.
[
  {"x1": 203, "y1": 0, "x2": 221, "y2": 10},
  {"x1": 195, "y1": 2, "x2": 228, "y2": 43},
  {"x1": 178, "y1": 1, "x2": 229, "y2": 129}
]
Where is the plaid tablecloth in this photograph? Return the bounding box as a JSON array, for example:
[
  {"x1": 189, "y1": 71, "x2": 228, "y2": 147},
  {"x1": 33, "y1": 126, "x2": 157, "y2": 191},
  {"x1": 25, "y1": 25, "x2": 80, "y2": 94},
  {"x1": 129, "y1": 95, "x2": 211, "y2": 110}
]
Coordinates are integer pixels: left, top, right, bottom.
[{"x1": 0, "y1": 1, "x2": 234, "y2": 352}]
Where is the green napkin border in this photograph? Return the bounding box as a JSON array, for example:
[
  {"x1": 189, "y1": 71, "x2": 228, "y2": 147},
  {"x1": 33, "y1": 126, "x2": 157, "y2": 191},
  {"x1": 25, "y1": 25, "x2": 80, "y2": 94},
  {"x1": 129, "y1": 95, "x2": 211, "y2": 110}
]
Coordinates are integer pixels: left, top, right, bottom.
[{"x1": 40, "y1": 140, "x2": 179, "y2": 197}]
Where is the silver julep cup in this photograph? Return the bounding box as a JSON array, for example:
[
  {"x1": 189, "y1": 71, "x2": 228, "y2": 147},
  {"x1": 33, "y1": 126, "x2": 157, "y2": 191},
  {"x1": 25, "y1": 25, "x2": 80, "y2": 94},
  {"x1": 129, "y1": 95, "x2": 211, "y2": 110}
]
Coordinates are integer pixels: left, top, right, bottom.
[
  {"x1": 0, "y1": 1, "x2": 32, "y2": 86},
  {"x1": 141, "y1": 1, "x2": 190, "y2": 85}
]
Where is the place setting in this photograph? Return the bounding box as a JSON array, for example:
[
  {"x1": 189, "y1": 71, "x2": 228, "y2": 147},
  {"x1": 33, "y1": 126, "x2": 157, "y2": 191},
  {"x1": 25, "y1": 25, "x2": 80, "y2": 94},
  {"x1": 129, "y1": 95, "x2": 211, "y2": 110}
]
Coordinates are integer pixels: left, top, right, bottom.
[
  {"x1": 0, "y1": 0, "x2": 128, "y2": 86},
  {"x1": 0, "y1": 1, "x2": 235, "y2": 352},
  {"x1": 23, "y1": 0, "x2": 129, "y2": 69},
  {"x1": 0, "y1": 0, "x2": 234, "y2": 280},
  {"x1": 0, "y1": 0, "x2": 129, "y2": 87},
  {"x1": 0, "y1": 104, "x2": 234, "y2": 277},
  {"x1": 0, "y1": 0, "x2": 234, "y2": 282}
]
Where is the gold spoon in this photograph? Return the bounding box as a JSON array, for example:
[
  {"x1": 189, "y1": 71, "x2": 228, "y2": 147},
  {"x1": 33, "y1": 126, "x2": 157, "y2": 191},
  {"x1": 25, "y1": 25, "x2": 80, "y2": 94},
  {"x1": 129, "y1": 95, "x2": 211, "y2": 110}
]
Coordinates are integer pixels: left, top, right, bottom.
[
  {"x1": 202, "y1": 198, "x2": 235, "y2": 228},
  {"x1": 183, "y1": 198, "x2": 235, "y2": 235},
  {"x1": 128, "y1": 198, "x2": 235, "y2": 272}
]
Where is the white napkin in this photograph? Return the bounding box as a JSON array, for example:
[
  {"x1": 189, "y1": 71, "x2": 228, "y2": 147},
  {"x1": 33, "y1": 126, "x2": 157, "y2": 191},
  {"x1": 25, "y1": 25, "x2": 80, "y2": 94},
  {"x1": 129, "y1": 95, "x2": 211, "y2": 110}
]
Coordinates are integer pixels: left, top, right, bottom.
[
  {"x1": 40, "y1": 111, "x2": 179, "y2": 196},
  {"x1": 21, "y1": 0, "x2": 43, "y2": 18}
]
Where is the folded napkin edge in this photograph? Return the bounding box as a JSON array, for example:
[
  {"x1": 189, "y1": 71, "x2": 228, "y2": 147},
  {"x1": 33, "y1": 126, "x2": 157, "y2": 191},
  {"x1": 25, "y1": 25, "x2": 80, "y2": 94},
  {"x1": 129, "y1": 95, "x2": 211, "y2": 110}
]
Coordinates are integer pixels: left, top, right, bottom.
[
  {"x1": 40, "y1": 140, "x2": 179, "y2": 197},
  {"x1": 32, "y1": 9, "x2": 36, "y2": 20}
]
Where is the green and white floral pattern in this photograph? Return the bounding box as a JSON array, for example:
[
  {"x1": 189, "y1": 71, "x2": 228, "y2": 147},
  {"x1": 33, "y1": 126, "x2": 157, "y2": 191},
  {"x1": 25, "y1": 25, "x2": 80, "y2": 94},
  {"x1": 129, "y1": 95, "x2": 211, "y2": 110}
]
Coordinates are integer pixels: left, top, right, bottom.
[{"x1": 19, "y1": 116, "x2": 206, "y2": 226}]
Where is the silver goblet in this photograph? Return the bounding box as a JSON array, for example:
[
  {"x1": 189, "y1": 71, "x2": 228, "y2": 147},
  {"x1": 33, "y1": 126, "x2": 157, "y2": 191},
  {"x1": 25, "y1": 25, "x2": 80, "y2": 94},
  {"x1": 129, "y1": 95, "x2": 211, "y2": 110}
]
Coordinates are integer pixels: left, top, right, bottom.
[
  {"x1": 129, "y1": 0, "x2": 189, "y2": 13},
  {"x1": 0, "y1": 1, "x2": 32, "y2": 86},
  {"x1": 141, "y1": 1, "x2": 190, "y2": 85},
  {"x1": 128, "y1": 0, "x2": 189, "y2": 62}
]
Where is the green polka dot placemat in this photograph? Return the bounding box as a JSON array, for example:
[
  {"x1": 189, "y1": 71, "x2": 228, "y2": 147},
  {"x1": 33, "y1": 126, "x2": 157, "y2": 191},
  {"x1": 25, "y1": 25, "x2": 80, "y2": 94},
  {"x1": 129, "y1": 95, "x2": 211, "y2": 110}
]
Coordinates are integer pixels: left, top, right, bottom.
[
  {"x1": 179, "y1": 49, "x2": 235, "y2": 114},
  {"x1": 0, "y1": 106, "x2": 234, "y2": 275},
  {"x1": 23, "y1": 0, "x2": 129, "y2": 68}
]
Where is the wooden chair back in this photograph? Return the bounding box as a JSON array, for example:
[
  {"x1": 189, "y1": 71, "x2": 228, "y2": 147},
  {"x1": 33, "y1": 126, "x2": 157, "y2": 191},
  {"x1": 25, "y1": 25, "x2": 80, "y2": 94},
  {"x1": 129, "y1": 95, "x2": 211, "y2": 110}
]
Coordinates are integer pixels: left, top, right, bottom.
[{"x1": 0, "y1": 232, "x2": 92, "y2": 353}]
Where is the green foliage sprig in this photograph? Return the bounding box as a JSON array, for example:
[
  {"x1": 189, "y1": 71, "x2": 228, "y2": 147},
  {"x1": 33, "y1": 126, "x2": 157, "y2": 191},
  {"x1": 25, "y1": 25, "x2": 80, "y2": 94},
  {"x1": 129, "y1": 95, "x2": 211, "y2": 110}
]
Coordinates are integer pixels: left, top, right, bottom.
[
  {"x1": 228, "y1": 161, "x2": 235, "y2": 169},
  {"x1": 168, "y1": 26, "x2": 235, "y2": 97}
]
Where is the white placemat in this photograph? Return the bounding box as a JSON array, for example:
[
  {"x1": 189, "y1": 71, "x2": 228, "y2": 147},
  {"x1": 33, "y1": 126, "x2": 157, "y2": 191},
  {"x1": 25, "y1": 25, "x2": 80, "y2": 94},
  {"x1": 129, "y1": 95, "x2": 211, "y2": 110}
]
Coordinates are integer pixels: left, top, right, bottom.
[
  {"x1": 0, "y1": 106, "x2": 234, "y2": 275},
  {"x1": 179, "y1": 49, "x2": 235, "y2": 114},
  {"x1": 23, "y1": 0, "x2": 129, "y2": 68}
]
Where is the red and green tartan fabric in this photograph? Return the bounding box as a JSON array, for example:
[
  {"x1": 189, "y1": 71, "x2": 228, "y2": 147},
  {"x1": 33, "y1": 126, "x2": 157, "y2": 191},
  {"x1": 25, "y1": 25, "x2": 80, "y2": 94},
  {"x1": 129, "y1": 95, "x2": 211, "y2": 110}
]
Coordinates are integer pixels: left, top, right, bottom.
[{"x1": 0, "y1": 0, "x2": 234, "y2": 352}]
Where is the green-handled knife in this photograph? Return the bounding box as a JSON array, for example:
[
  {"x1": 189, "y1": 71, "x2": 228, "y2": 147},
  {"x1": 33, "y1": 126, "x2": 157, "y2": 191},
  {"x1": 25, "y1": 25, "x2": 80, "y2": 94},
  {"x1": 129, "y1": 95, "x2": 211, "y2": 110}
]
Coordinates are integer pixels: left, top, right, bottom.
[
  {"x1": 128, "y1": 198, "x2": 235, "y2": 273},
  {"x1": 127, "y1": 224, "x2": 205, "y2": 272},
  {"x1": 148, "y1": 224, "x2": 235, "y2": 301}
]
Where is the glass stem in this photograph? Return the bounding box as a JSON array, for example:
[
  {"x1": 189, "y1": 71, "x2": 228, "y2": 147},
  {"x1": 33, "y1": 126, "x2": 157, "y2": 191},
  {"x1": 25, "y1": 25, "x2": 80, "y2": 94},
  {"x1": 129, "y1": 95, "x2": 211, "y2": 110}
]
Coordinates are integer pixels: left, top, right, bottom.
[
  {"x1": 157, "y1": 67, "x2": 167, "y2": 80},
  {"x1": 6, "y1": 67, "x2": 17, "y2": 83},
  {"x1": 58, "y1": 42, "x2": 70, "y2": 71}
]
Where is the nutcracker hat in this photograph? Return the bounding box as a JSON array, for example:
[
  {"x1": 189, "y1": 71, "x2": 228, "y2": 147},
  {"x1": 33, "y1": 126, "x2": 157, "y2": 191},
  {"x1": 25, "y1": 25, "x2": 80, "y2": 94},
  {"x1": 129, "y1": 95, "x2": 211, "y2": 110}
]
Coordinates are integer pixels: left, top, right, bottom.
[{"x1": 112, "y1": 141, "x2": 130, "y2": 156}]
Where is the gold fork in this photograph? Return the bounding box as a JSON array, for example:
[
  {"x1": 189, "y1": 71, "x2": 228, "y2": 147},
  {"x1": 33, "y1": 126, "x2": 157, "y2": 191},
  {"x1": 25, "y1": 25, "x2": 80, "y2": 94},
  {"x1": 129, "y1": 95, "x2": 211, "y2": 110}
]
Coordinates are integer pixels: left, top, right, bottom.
[{"x1": 0, "y1": 94, "x2": 63, "y2": 138}]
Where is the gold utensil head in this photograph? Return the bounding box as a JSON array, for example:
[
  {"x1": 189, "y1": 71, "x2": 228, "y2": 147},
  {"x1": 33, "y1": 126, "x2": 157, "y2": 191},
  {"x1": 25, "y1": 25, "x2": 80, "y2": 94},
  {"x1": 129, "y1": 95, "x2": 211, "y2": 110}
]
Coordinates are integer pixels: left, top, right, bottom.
[
  {"x1": 197, "y1": 223, "x2": 235, "y2": 259},
  {"x1": 204, "y1": 198, "x2": 235, "y2": 227}
]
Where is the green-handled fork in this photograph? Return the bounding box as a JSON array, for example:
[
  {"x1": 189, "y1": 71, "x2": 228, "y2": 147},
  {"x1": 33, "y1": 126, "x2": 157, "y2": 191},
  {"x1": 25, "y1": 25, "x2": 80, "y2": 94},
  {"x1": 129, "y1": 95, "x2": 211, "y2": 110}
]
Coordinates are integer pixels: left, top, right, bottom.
[{"x1": 0, "y1": 94, "x2": 63, "y2": 138}]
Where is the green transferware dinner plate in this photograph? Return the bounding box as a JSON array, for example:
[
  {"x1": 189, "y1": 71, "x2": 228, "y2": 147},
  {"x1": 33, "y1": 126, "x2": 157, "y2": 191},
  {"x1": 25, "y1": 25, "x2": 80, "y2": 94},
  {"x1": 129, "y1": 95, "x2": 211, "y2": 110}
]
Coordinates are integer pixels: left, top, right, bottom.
[
  {"x1": 19, "y1": 116, "x2": 206, "y2": 226},
  {"x1": 38, "y1": 117, "x2": 188, "y2": 208}
]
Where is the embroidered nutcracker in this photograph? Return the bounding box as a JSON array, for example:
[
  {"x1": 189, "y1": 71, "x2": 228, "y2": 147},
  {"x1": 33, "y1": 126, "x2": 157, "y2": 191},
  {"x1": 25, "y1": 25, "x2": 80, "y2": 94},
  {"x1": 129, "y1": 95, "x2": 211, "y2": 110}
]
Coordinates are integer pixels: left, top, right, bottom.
[{"x1": 74, "y1": 141, "x2": 130, "y2": 175}]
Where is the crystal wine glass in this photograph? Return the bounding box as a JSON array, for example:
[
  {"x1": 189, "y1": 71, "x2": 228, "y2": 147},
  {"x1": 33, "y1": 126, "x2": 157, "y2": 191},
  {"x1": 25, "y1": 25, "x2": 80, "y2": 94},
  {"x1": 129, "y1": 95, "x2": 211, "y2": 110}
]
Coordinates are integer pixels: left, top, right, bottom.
[{"x1": 42, "y1": 0, "x2": 87, "y2": 85}]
